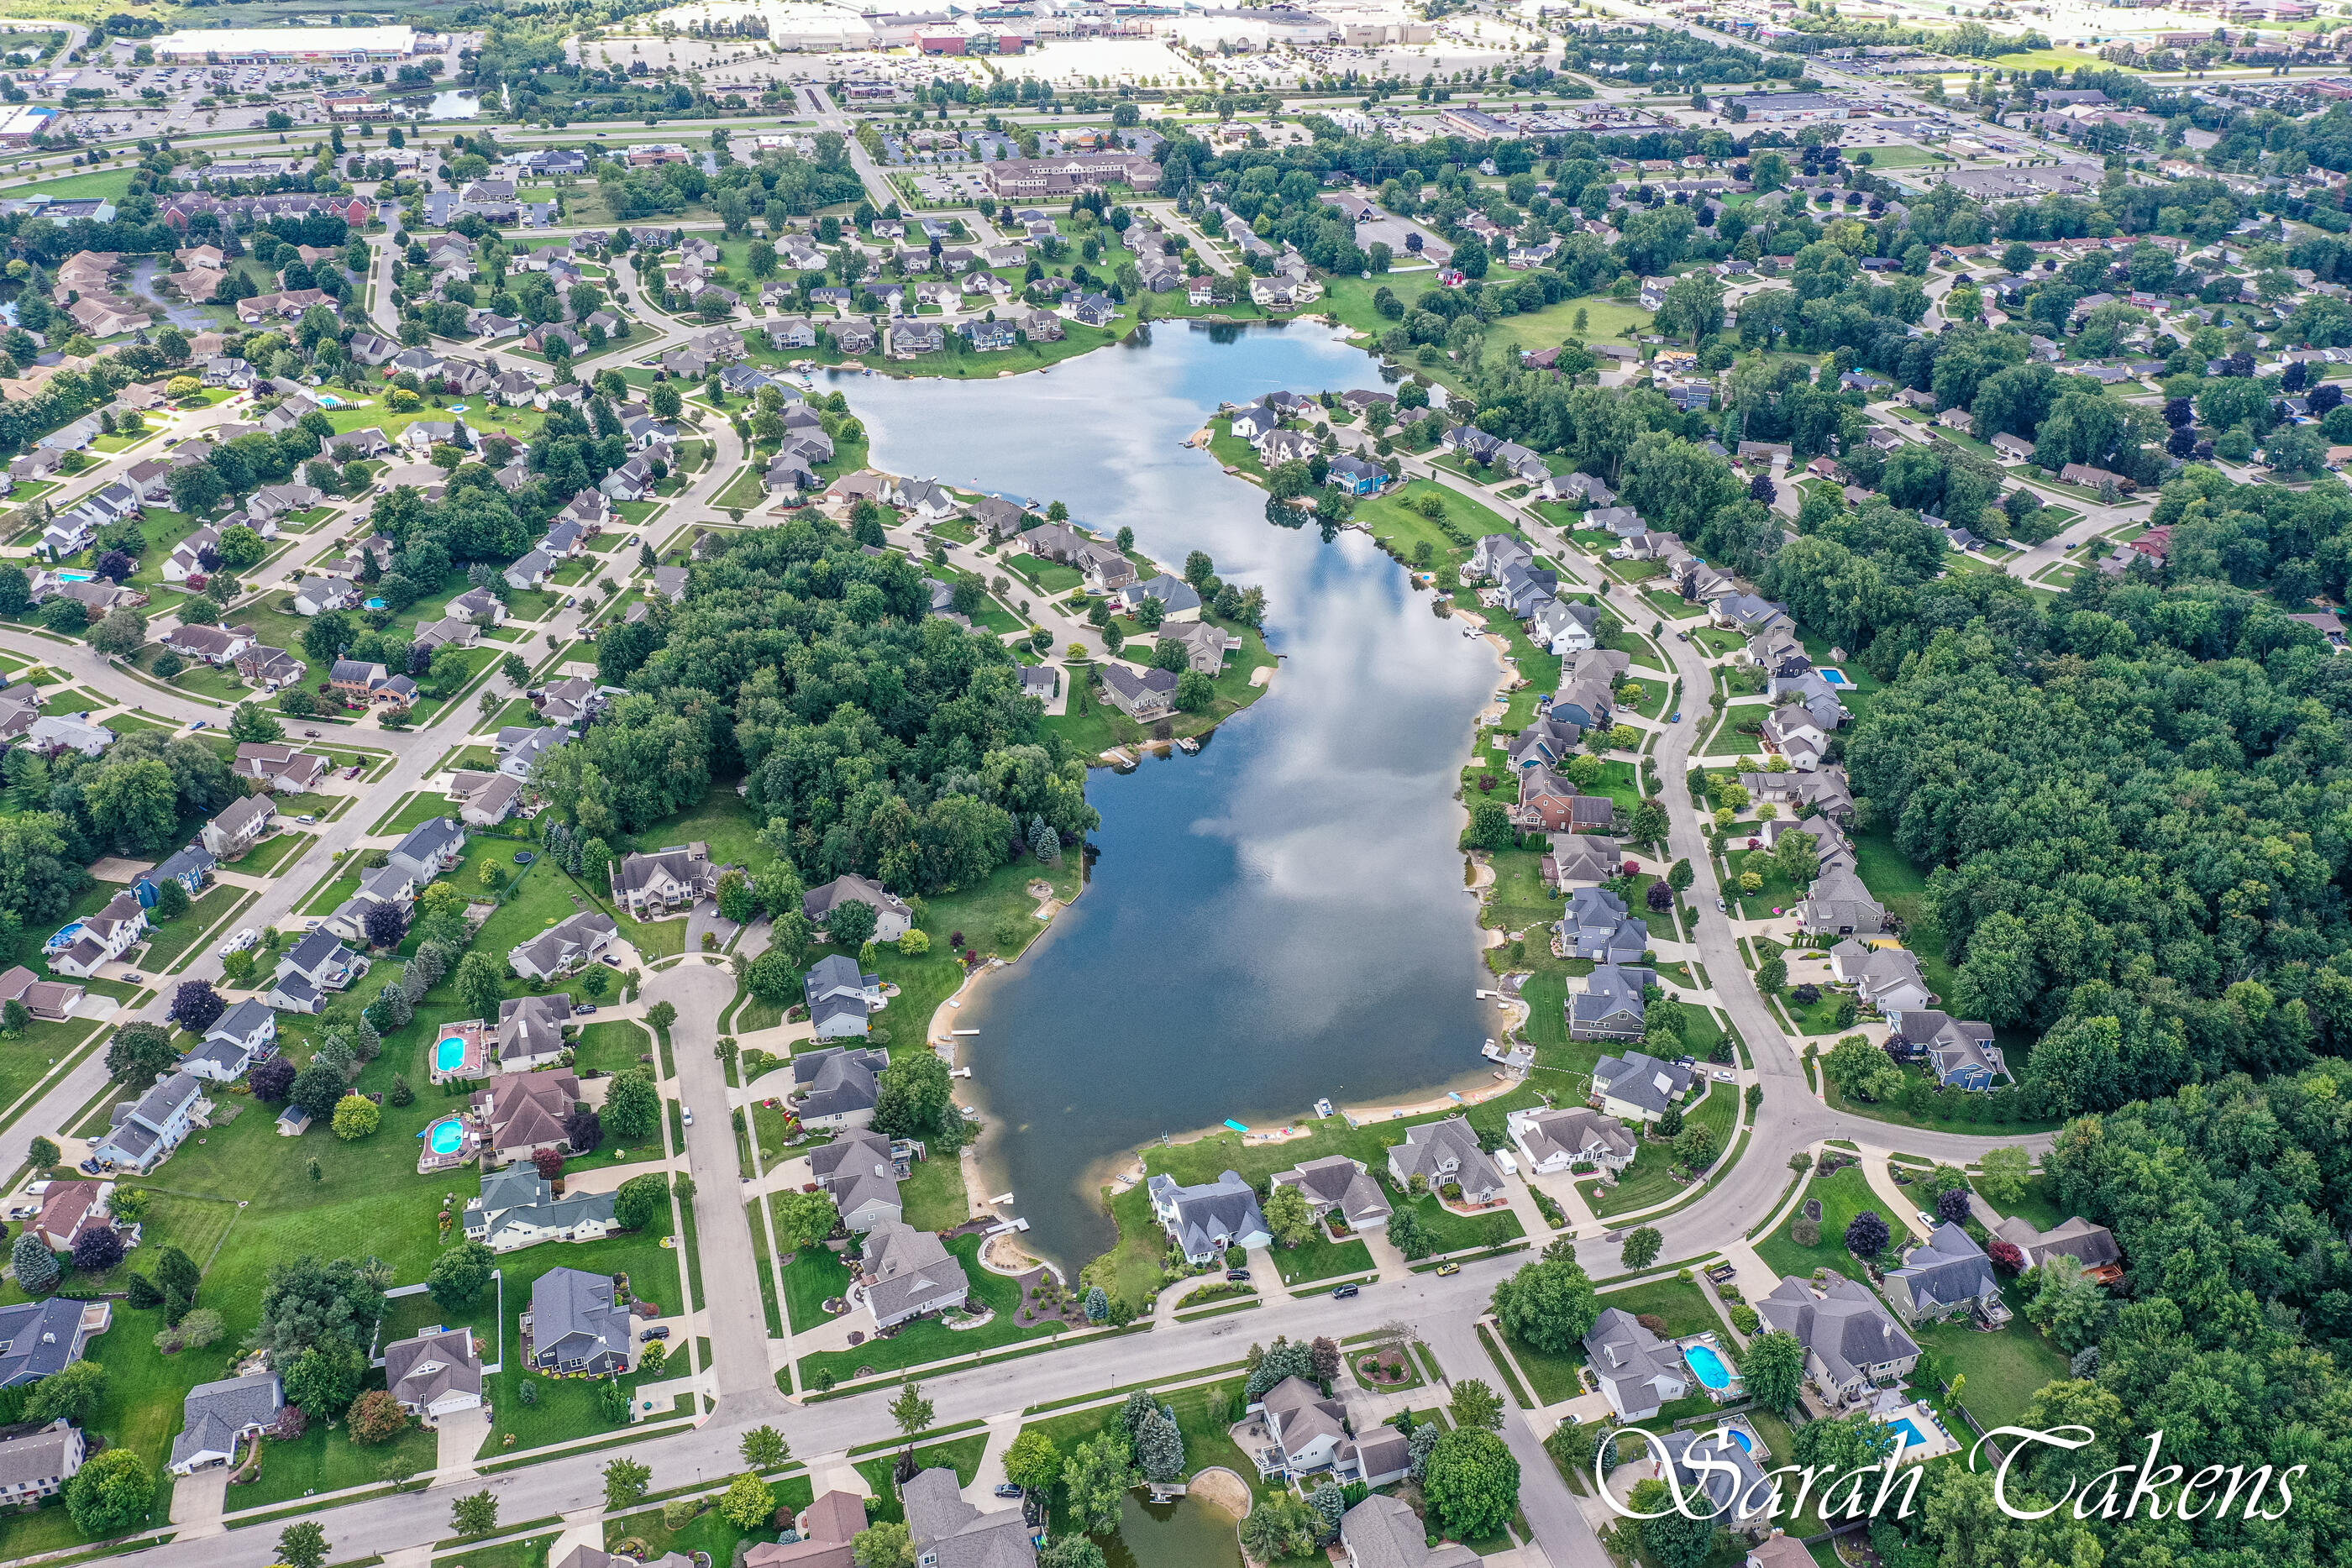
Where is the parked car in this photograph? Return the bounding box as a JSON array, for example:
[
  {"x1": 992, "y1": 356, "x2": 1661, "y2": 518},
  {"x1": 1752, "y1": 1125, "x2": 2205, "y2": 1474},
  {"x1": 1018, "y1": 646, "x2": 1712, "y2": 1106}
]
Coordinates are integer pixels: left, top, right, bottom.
[
  {"x1": 1434, "y1": 1262, "x2": 1461, "y2": 1277},
  {"x1": 295, "y1": 813, "x2": 316, "y2": 825},
  {"x1": 993, "y1": 1484, "x2": 1022, "y2": 1499},
  {"x1": 303, "y1": 729, "x2": 321, "y2": 738},
  {"x1": 1715, "y1": 897, "x2": 1728, "y2": 911},
  {"x1": 639, "y1": 1325, "x2": 670, "y2": 1340},
  {"x1": 577, "y1": 1004, "x2": 598, "y2": 1015},
  {"x1": 602, "y1": 954, "x2": 624, "y2": 967},
  {"x1": 681, "y1": 1107, "x2": 695, "y2": 1125},
  {"x1": 1225, "y1": 1268, "x2": 1250, "y2": 1282},
  {"x1": 120, "y1": 973, "x2": 142, "y2": 983},
  {"x1": 1331, "y1": 1284, "x2": 1359, "y2": 1299}
]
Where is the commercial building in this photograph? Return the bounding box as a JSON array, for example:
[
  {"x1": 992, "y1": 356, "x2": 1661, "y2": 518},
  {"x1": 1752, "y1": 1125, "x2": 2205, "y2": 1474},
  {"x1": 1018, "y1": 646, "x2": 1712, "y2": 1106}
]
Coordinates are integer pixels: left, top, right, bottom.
[{"x1": 152, "y1": 26, "x2": 425, "y2": 65}]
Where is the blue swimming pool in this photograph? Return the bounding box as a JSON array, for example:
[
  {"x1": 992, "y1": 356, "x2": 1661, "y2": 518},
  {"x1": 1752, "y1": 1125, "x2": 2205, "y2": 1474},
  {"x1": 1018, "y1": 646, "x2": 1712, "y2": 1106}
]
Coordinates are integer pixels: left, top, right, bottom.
[
  {"x1": 1884, "y1": 1416, "x2": 1930, "y2": 1451},
  {"x1": 365, "y1": 597, "x2": 387, "y2": 611},
  {"x1": 1684, "y1": 1344, "x2": 1735, "y2": 1391},
  {"x1": 434, "y1": 1036, "x2": 470, "y2": 1072},
  {"x1": 54, "y1": 569, "x2": 94, "y2": 584},
  {"x1": 1728, "y1": 1428, "x2": 1753, "y2": 1453},
  {"x1": 1820, "y1": 668, "x2": 1853, "y2": 686},
  {"x1": 425, "y1": 1118, "x2": 465, "y2": 1155}
]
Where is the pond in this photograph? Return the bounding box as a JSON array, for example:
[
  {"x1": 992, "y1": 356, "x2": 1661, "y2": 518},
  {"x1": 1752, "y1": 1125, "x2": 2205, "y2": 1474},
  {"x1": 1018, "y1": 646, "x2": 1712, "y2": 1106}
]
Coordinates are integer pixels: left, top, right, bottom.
[
  {"x1": 848, "y1": 322, "x2": 1503, "y2": 1273},
  {"x1": 422, "y1": 89, "x2": 482, "y2": 120},
  {"x1": 1097, "y1": 1488, "x2": 1242, "y2": 1568}
]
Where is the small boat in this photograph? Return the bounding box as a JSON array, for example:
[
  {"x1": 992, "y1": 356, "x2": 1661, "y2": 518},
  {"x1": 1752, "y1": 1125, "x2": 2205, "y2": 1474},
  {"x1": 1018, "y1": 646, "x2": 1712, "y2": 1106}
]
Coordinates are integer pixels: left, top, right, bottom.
[
  {"x1": 1176, "y1": 737, "x2": 1200, "y2": 753},
  {"x1": 1315, "y1": 1098, "x2": 1335, "y2": 1120}
]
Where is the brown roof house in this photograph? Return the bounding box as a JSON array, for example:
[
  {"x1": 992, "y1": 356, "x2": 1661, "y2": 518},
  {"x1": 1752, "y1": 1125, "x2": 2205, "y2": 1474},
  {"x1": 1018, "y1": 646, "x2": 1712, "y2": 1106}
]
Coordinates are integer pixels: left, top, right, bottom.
[
  {"x1": 745, "y1": 1492, "x2": 869, "y2": 1568},
  {"x1": 0, "y1": 965, "x2": 83, "y2": 1022},
  {"x1": 1270, "y1": 1154, "x2": 1392, "y2": 1231},
  {"x1": 470, "y1": 1070, "x2": 583, "y2": 1166}
]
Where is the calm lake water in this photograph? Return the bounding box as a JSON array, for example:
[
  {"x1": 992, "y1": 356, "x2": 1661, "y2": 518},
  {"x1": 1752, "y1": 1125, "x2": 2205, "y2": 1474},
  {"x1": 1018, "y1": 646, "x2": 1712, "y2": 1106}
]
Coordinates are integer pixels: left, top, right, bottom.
[{"x1": 848, "y1": 322, "x2": 1502, "y2": 1273}]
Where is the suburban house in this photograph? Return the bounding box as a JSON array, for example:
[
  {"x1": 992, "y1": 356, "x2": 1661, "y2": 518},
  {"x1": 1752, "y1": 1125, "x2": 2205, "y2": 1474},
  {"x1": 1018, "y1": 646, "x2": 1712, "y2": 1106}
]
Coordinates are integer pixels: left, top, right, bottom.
[
  {"x1": 167, "y1": 1371, "x2": 283, "y2": 1474},
  {"x1": 610, "y1": 843, "x2": 724, "y2": 919},
  {"x1": 1515, "y1": 769, "x2": 1615, "y2": 835},
  {"x1": 0, "y1": 1295, "x2": 108, "y2": 1389},
  {"x1": 1557, "y1": 888, "x2": 1649, "y2": 965},
  {"x1": 1341, "y1": 1495, "x2": 1478, "y2": 1568},
  {"x1": 804, "y1": 953, "x2": 879, "y2": 1041},
  {"x1": 1386, "y1": 1115, "x2": 1504, "y2": 1204},
  {"x1": 1659, "y1": 1426, "x2": 1772, "y2": 1534},
  {"x1": 857, "y1": 1220, "x2": 971, "y2": 1329},
  {"x1": 1891, "y1": 1010, "x2": 2004, "y2": 1090},
  {"x1": 902, "y1": 1468, "x2": 1034, "y2": 1568},
  {"x1": 1270, "y1": 1155, "x2": 1393, "y2": 1231},
  {"x1": 791, "y1": 1045, "x2": 890, "y2": 1130},
  {"x1": 802, "y1": 875, "x2": 913, "y2": 942},
  {"x1": 0, "y1": 1421, "x2": 84, "y2": 1505},
  {"x1": 268, "y1": 931, "x2": 370, "y2": 1015},
  {"x1": 25, "y1": 1180, "x2": 113, "y2": 1253},
  {"x1": 1592, "y1": 1050, "x2": 1695, "y2": 1125},
  {"x1": 1830, "y1": 941, "x2": 1934, "y2": 1022},
  {"x1": 1794, "y1": 866, "x2": 1887, "y2": 938},
  {"x1": 1884, "y1": 1222, "x2": 2004, "y2": 1324},
  {"x1": 1756, "y1": 1272, "x2": 1921, "y2": 1404},
  {"x1": 1145, "y1": 1169, "x2": 1273, "y2": 1264},
  {"x1": 744, "y1": 1492, "x2": 865, "y2": 1568},
  {"x1": 1257, "y1": 1376, "x2": 1352, "y2": 1475},
  {"x1": 471, "y1": 1070, "x2": 584, "y2": 1165},
  {"x1": 451, "y1": 770, "x2": 525, "y2": 828},
  {"x1": 49, "y1": 891, "x2": 148, "y2": 978},
  {"x1": 494, "y1": 994, "x2": 575, "y2": 1072},
  {"x1": 1991, "y1": 1214, "x2": 2122, "y2": 1282},
  {"x1": 1509, "y1": 1105, "x2": 1638, "y2": 1177},
  {"x1": 186, "y1": 999, "x2": 277, "y2": 1083},
  {"x1": 0, "y1": 967, "x2": 81, "y2": 1023},
  {"x1": 1569, "y1": 964, "x2": 1652, "y2": 1042},
  {"x1": 382, "y1": 1327, "x2": 483, "y2": 1423},
  {"x1": 199, "y1": 794, "x2": 276, "y2": 860},
  {"x1": 465, "y1": 1163, "x2": 616, "y2": 1252},
  {"x1": 92, "y1": 1072, "x2": 206, "y2": 1173},
  {"x1": 1100, "y1": 663, "x2": 1178, "y2": 721},
  {"x1": 1583, "y1": 1307, "x2": 1692, "y2": 1419},
  {"x1": 509, "y1": 911, "x2": 618, "y2": 981},
  {"x1": 809, "y1": 1128, "x2": 906, "y2": 1232},
  {"x1": 233, "y1": 743, "x2": 328, "y2": 793},
  {"x1": 528, "y1": 1267, "x2": 633, "y2": 1375}
]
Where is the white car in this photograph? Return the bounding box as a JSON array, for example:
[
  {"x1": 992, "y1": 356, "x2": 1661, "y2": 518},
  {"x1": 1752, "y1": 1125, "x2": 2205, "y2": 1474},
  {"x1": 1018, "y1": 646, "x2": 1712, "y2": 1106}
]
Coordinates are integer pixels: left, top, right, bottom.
[
  {"x1": 680, "y1": 1106, "x2": 694, "y2": 1126},
  {"x1": 1711, "y1": 1067, "x2": 1735, "y2": 1083}
]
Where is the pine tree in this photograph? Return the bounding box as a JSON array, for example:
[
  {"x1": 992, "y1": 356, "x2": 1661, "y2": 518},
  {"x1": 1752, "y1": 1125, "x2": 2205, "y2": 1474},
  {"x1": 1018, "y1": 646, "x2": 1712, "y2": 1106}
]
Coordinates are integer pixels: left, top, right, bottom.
[
  {"x1": 1134, "y1": 1410, "x2": 1185, "y2": 1482},
  {"x1": 12, "y1": 1233, "x2": 58, "y2": 1294}
]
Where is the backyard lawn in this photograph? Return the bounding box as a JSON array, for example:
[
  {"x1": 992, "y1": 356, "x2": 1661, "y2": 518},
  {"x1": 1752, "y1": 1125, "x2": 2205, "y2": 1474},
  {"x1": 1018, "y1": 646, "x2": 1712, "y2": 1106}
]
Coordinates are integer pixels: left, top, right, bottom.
[
  {"x1": 793, "y1": 1234, "x2": 1076, "y2": 1387},
  {"x1": 1911, "y1": 1293, "x2": 2071, "y2": 1431}
]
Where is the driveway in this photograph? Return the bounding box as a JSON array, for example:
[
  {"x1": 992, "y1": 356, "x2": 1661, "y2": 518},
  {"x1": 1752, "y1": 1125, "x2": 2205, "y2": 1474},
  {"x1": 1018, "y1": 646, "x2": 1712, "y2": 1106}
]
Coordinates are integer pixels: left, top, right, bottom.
[{"x1": 167, "y1": 1465, "x2": 229, "y2": 1539}]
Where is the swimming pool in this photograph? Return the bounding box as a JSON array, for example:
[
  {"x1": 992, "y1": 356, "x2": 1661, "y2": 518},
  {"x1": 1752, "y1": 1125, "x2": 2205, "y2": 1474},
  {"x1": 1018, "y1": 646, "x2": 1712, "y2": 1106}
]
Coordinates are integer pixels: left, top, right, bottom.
[
  {"x1": 1683, "y1": 1343, "x2": 1735, "y2": 1391},
  {"x1": 365, "y1": 597, "x2": 388, "y2": 610},
  {"x1": 1820, "y1": 668, "x2": 1853, "y2": 686},
  {"x1": 317, "y1": 394, "x2": 349, "y2": 407},
  {"x1": 54, "y1": 569, "x2": 94, "y2": 583},
  {"x1": 1883, "y1": 1416, "x2": 1931, "y2": 1451},
  {"x1": 434, "y1": 1036, "x2": 470, "y2": 1073},
  {"x1": 1728, "y1": 1428, "x2": 1753, "y2": 1453},
  {"x1": 425, "y1": 1118, "x2": 465, "y2": 1155}
]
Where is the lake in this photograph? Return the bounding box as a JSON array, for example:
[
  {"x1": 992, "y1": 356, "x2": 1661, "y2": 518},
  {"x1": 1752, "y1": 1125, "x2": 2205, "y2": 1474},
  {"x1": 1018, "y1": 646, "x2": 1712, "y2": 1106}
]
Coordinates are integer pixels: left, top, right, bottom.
[{"x1": 848, "y1": 321, "x2": 1503, "y2": 1274}]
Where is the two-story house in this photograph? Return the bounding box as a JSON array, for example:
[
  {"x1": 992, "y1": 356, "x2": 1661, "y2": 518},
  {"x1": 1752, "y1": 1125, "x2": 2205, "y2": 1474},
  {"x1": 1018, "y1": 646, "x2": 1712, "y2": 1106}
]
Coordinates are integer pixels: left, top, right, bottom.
[
  {"x1": 1144, "y1": 1169, "x2": 1272, "y2": 1265},
  {"x1": 1385, "y1": 1115, "x2": 1504, "y2": 1204}
]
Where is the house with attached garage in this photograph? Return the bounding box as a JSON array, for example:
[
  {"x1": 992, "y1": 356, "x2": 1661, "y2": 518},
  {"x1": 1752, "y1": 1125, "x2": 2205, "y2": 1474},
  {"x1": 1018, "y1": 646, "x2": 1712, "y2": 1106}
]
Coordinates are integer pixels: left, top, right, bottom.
[
  {"x1": 1884, "y1": 1222, "x2": 2005, "y2": 1325},
  {"x1": 1557, "y1": 887, "x2": 1649, "y2": 965},
  {"x1": 0, "y1": 1295, "x2": 110, "y2": 1388},
  {"x1": 93, "y1": 1071, "x2": 207, "y2": 1174},
  {"x1": 1591, "y1": 1048, "x2": 1695, "y2": 1125},
  {"x1": 382, "y1": 1326, "x2": 483, "y2": 1423},
  {"x1": 1270, "y1": 1154, "x2": 1393, "y2": 1231},
  {"x1": 167, "y1": 1371, "x2": 282, "y2": 1474},
  {"x1": 49, "y1": 891, "x2": 149, "y2": 978},
  {"x1": 1146, "y1": 1169, "x2": 1273, "y2": 1264},
  {"x1": 857, "y1": 1220, "x2": 971, "y2": 1329},
  {"x1": 810, "y1": 1128, "x2": 906, "y2": 1232},
  {"x1": 1830, "y1": 941, "x2": 1933, "y2": 1022},
  {"x1": 1510, "y1": 1104, "x2": 1638, "y2": 1177},
  {"x1": 509, "y1": 910, "x2": 617, "y2": 980},
  {"x1": 1256, "y1": 1376, "x2": 1353, "y2": 1476},
  {"x1": 1542, "y1": 833, "x2": 1620, "y2": 889},
  {"x1": 1756, "y1": 1272, "x2": 1920, "y2": 1405},
  {"x1": 136, "y1": 846, "x2": 214, "y2": 906},
  {"x1": 163, "y1": 622, "x2": 256, "y2": 665},
  {"x1": 0, "y1": 966, "x2": 83, "y2": 1023},
  {"x1": 1529, "y1": 598, "x2": 1602, "y2": 656},
  {"x1": 791, "y1": 1044, "x2": 890, "y2": 1130},
  {"x1": 1794, "y1": 866, "x2": 1887, "y2": 938},
  {"x1": 610, "y1": 842, "x2": 725, "y2": 919},
  {"x1": 496, "y1": 726, "x2": 570, "y2": 779},
  {"x1": 493, "y1": 994, "x2": 575, "y2": 1073},
  {"x1": 473, "y1": 1071, "x2": 584, "y2": 1167},
  {"x1": 1991, "y1": 1214, "x2": 2122, "y2": 1282},
  {"x1": 268, "y1": 931, "x2": 370, "y2": 1014},
  {"x1": 529, "y1": 1267, "x2": 633, "y2": 1375},
  {"x1": 465, "y1": 1163, "x2": 615, "y2": 1253},
  {"x1": 1340, "y1": 1495, "x2": 1478, "y2": 1568},
  {"x1": 1568, "y1": 963, "x2": 1653, "y2": 1042},
  {"x1": 1387, "y1": 1114, "x2": 1504, "y2": 1204},
  {"x1": 199, "y1": 793, "x2": 276, "y2": 860},
  {"x1": 1515, "y1": 769, "x2": 1614, "y2": 836},
  {"x1": 186, "y1": 999, "x2": 277, "y2": 1083},
  {"x1": 1582, "y1": 1307, "x2": 1690, "y2": 1419},
  {"x1": 291, "y1": 575, "x2": 361, "y2": 616},
  {"x1": 803, "y1": 874, "x2": 913, "y2": 942},
  {"x1": 1892, "y1": 1009, "x2": 2004, "y2": 1090},
  {"x1": 803, "y1": 953, "x2": 879, "y2": 1040}
]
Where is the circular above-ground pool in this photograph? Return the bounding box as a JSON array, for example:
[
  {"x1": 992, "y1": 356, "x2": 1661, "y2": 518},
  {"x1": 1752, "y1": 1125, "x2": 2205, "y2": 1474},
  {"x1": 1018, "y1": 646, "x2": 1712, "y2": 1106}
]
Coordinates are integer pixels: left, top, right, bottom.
[
  {"x1": 434, "y1": 1036, "x2": 470, "y2": 1074},
  {"x1": 427, "y1": 1119, "x2": 466, "y2": 1155}
]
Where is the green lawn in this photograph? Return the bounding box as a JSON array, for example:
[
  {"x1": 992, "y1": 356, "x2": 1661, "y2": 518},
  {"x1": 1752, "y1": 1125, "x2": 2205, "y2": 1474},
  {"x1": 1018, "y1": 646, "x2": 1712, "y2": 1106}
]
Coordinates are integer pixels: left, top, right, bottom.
[
  {"x1": 780, "y1": 1245, "x2": 854, "y2": 1336},
  {"x1": 1599, "y1": 1276, "x2": 1721, "y2": 1338},
  {"x1": 606, "y1": 1474, "x2": 817, "y2": 1565},
  {"x1": 223, "y1": 831, "x2": 315, "y2": 878},
  {"x1": 899, "y1": 1151, "x2": 969, "y2": 1232},
  {"x1": 1583, "y1": 1083, "x2": 1736, "y2": 1219},
  {"x1": 794, "y1": 1233, "x2": 1071, "y2": 1387},
  {"x1": 1270, "y1": 1229, "x2": 1375, "y2": 1288},
  {"x1": 140, "y1": 885, "x2": 258, "y2": 973},
  {"x1": 1498, "y1": 1325, "x2": 1585, "y2": 1406},
  {"x1": 1911, "y1": 1298, "x2": 2071, "y2": 1430},
  {"x1": 1753, "y1": 1163, "x2": 1922, "y2": 1282},
  {"x1": 1012, "y1": 1377, "x2": 1268, "y2": 1512},
  {"x1": 480, "y1": 1227, "x2": 685, "y2": 1455}
]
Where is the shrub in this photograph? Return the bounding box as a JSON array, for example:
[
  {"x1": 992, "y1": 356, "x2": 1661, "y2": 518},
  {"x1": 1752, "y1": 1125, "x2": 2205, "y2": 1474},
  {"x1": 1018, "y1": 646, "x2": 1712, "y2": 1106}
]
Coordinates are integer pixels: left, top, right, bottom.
[{"x1": 1791, "y1": 1217, "x2": 1820, "y2": 1246}]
